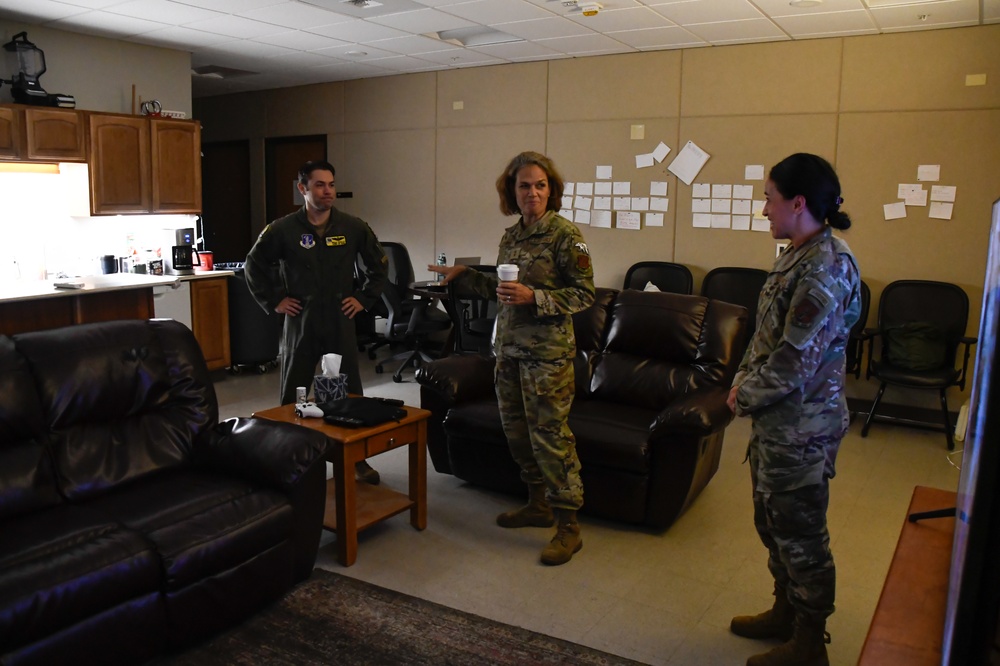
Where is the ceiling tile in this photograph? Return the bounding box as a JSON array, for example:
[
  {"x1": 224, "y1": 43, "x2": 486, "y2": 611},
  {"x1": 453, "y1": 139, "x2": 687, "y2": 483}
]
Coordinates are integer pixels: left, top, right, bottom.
[
  {"x1": 608, "y1": 25, "x2": 708, "y2": 49},
  {"x1": 495, "y1": 17, "x2": 595, "y2": 40},
  {"x1": 48, "y1": 11, "x2": 170, "y2": 37},
  {"x1": 170, "y1": 0, "x2": 296, "y2": 11},
  {"x1": 536, "y1": 32, "x2": 637, "y2": 55},
  {"x1": 749, "y1": 0, "x2": 869, "y2": 16},
  {"x1": 368, "y1": 34, "x2": 463, "y2": 55},
  {"x1": 305, "y1": 19, "x2": 410, "y2": 41},
  {"x1": 312, "y1": 43, "x2": 401, "y2": 59},
  {"x1": 469, "y1": 39, "x2": 562, "y2": 59},
  {"x1": 252, "y1": 30, "x2": 349, "y2": 50},
  {"x1": 771, "y1": 10, "x2": 878, "y2": 37},
  {"x1": 0, "y1": 0, "x2": 88, "y2": 22},
  {"x1": 870, "y1": 0, "x2": 980, "y2": 31},
  {"x1": 367, "y1": 7, "x2": 478, "y2": 33},
  {"x1": 265, "y1": 50, "x2": 344, "y2": 67},
  {"x1": 103, "y1": 0, "x2": 224, "y2": 24},
  {"x1": 411, "y1": 47, "x2": 503, "y2": 65},
  {"x1": 566, "y1": 6, "x2": 676, "y2": 32},
  {"x1": 437, "y1": 0, "x2": 555, "y2": 25},
  {"x1": 53, "y1": 0, "x2": 127, "y2": 8},
  {"x1": 649, "y1": 0, "x2": 766, "y2": 24},
  {"x1": 238, "y1": 2, "x2": 355, "y2": 30},
  {"x1": 183, "y1": 14, "x2": 289, "y2": 38},
  {"x1": 366, "y1": 54, "x2": 445, "y2": 72},
  {"x1": 684, "y1": 17, "x2": 788, "y2": 44},
  {"x1": 128, "y1": 24, "x2": 237, "y2": 48}
]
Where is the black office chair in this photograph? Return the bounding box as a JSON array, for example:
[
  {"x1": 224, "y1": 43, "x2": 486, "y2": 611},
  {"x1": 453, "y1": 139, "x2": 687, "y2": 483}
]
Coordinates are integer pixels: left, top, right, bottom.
[
  {"x1": 374, "y1": 282, "x2": 451, "y2": 382},
  {"x1": 700, "y1": 266, "x2": 769, "y2": 353},
  {"x1": 445, "y1": 265, "x2": 498, "y2": 355},
  {"x1": 845, "y1": 280, "x2": 871, "y2": 379},
  {"x1": 861, "y1": 280, "x2": 976, "y2": 450},
  {"x1": 362, "y1": 241, "x2": 416, "y2": 360},
  {"x1": 624, "y1": 261, "x2": 693, "y2": 295}
]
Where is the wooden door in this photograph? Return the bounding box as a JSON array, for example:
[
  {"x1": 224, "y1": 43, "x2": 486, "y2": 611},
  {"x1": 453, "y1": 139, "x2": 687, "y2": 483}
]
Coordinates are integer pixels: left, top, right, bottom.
[
  {"x1": 0, "y1": 106, "x2": 22, "y2": 160},
  {"x1": 190, "y1": 277, "x2": 231, "y2": 371},
  {"x1": 89, "y1": 114, "x2": 151, "y2": 214},
  {"x1": 25, "y1": 108, "x2": 86, "y2": 161},
  {"x1": 151, "y1": 119, "x2": 202, "y2": 213},
  {"x1": 264, "y1": 135, "x2": 326, "y2": 223},
  {"x1": 201, "y1": 140, "x2": 251, "y2": 263}
]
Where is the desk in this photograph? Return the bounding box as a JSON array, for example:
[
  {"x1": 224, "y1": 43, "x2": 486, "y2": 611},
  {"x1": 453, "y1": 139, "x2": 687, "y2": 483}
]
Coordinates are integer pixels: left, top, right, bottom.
[
  {"x1": 253, "y1": 403, "x2": 430, "y2": 567},
  {"x1": 858, "y1": 485, "x2": 955, "y2": 665}
]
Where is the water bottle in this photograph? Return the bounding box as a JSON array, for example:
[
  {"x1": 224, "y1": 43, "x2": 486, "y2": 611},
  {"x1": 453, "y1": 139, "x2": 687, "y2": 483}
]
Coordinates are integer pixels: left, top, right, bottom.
[
  {"x1": 296, "y1": 386, "x2": 307, "y2": 404},
  {"x1": 436, "y1": 252, "x2": 446, "y2": 282}
]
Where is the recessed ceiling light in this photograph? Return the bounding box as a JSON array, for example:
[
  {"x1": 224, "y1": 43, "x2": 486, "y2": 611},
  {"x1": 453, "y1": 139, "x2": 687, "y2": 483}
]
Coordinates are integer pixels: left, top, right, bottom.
[
  {"x1": 789, "y1": 0, "x2": 823, "y2": 7},
  {"x1": 345, "y1": 50, "x2": 367, "y2": 57}
]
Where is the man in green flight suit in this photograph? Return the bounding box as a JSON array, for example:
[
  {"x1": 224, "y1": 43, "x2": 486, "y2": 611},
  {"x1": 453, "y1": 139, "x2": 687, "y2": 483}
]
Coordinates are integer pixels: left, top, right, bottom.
[{"x1": 245, "y1": 159, "x2": 388, "y2": 484}]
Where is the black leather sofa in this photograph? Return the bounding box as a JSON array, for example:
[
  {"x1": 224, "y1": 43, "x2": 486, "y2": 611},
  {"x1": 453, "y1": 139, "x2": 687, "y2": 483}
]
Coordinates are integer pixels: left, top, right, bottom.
[
  {"x1": 417, "y1": 288, "x2": 747, "y2": 529},
  {"x1": 0, "y1": 319, "x2": 329, "y2": 666}
]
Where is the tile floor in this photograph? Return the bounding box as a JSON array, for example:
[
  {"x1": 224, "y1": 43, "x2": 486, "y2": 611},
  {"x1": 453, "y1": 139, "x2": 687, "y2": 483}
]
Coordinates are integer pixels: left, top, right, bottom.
[{"x1": 214, "y1": 351, "x2": 961, "y2": 666}]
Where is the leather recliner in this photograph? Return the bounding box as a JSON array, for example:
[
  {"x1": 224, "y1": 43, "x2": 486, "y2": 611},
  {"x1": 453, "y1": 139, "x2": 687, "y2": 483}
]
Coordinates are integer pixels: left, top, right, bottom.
[
  {"x1": 0, "y1": 319, "x2": 329, "y2": 665},
  {"x1": 416, "y1": 288, "x2": 748, "y2": 529}
]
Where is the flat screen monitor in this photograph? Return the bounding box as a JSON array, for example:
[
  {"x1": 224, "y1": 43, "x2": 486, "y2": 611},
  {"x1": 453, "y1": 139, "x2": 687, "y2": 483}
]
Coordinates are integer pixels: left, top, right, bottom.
[{"x1": 943, "y1": 196, "x2": 1000, "y2": 664}]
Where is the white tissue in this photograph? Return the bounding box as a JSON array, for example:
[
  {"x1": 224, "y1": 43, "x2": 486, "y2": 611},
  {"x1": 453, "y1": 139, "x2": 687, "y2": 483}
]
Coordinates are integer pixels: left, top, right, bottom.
[{"x1": 321, "y1": 353, "x2": 342, "y2": 377}]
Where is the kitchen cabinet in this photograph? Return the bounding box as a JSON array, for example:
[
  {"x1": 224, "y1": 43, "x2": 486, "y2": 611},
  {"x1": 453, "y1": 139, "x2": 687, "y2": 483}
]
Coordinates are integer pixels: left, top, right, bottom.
[
  {"x1": 25, "y1": 108, "x2": 87, "y2": 162},
  {"x1": 0, "y1": 105, "x2": 87, "y2": 162},
  {"x1": 190, "y1": 277, "x2": 230, "y2": 371},
  {"x1": 89, "y1": 113, "x2": 201, "y2": 215}
]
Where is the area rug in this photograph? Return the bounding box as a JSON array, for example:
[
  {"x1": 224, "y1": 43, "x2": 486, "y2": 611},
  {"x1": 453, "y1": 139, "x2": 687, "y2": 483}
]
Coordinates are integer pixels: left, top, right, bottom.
[{"x1": 161, "y1": 568, "x2": 645, "y2": 665}]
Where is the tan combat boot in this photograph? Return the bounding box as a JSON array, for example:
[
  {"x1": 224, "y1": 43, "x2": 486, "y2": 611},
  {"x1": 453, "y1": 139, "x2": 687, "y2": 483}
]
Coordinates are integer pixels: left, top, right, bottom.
[
  {"x1": 730, "y1": 587, "x2": 795, "y2": 641},
  {"x1": 496, "y1": 483, "x2": 554, "y2": 528},
  {"x1": 540, "y1": 509, "x2": 582, "y2": 566},
  {"x1": 746, "y1": 617, "x2": 830, "y2": 666}
]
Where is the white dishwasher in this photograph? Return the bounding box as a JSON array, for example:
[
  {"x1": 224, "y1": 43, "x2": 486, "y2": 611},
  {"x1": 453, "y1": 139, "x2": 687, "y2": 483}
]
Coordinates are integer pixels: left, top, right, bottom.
[{"x1": 152, "y1": 281, "x2": 192, "y2": 329}]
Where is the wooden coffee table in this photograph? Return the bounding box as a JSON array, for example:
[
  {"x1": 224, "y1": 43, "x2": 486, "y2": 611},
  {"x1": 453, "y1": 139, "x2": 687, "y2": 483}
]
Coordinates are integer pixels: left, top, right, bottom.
[{"x1": 253, "y1": 403, "x2": 431, "y2": 566}]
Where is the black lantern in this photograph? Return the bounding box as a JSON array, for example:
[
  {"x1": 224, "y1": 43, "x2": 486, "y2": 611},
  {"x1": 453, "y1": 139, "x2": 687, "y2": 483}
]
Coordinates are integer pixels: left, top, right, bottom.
[{"x1": 1, "y1": 32, "x2": 74, "y2": 107}]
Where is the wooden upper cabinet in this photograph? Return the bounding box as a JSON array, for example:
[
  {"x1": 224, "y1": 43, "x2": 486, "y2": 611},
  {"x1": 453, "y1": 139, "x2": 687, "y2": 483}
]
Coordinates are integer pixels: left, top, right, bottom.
[
  {"x1": 0, "y1": 106, "x2": 24, "y2": 159},
  {"x1": 25, "y1": 108, "x2": 86, "y2": 161},
  {"x1": 89, "y1": 113, "x2": 152, "y2": 214},
  {"x1": 151, "y1": 119, "x2": 201, "y2": 214}
]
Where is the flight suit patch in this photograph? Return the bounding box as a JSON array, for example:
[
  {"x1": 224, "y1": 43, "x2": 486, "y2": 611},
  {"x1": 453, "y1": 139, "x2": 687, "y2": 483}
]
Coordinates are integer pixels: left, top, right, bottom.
[
  {"x1": 326, "y1": 236, "x2": 346, "y2": 247},
  {"x1": 785, "y1": 278, "x2": 836, "y2": 350},
  {"x1": 300, "y1": 234, "x2": 316, "y2": 249}
]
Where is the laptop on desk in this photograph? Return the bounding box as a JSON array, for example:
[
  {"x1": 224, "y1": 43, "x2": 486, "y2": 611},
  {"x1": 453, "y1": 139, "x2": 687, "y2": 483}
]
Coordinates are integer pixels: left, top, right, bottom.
[{"x1": 454, "y1": 256, "x2": 481, "y2": 267}]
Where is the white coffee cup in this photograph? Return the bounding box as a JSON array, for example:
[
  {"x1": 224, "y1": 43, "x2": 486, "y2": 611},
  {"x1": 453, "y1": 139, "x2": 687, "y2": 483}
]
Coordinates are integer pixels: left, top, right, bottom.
[{"x1": 497, "y1": 264, "x2": 519, "y2": 282}]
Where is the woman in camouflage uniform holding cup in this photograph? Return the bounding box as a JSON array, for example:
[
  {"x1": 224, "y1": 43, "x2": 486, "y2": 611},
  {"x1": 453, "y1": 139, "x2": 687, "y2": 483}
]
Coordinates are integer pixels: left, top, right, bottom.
[{"x1": 431, "y1": 151, "x2": 595, "y2": 566}]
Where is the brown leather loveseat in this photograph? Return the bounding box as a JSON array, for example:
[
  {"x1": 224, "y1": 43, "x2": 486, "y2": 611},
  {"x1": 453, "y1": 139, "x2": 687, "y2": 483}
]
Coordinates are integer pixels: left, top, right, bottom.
[
  {"x1": 0, "y1": 319, "x2": 329, "y2": 665},
  {"x1": 416, "y1": 288, "x2": 747, "y2": 529}
]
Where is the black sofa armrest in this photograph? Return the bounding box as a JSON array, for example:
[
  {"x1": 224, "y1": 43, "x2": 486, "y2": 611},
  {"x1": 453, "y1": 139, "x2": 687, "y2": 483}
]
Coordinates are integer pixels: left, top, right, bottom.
[
  {"x1": 198, "y1": 417, "x2": 329, "y2": 491},
  {"x1": 416, "y1": 354, "x2": 496, "y2": 403},
  {"x1": 651, "y1": 386, "x2": 734, "y2": 437}
]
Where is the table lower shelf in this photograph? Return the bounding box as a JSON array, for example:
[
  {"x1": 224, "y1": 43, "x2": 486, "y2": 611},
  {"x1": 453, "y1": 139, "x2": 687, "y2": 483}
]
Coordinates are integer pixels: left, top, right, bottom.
[{"x1": 321, "y1": 477, "x2": 415, "y2": 532}]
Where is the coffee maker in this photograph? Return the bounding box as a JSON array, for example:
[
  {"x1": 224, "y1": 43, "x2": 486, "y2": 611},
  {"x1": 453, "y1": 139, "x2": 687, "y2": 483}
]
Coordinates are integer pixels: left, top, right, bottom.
[{"x1": 165, "y1": 228, "x2": 195, "y2": 276}]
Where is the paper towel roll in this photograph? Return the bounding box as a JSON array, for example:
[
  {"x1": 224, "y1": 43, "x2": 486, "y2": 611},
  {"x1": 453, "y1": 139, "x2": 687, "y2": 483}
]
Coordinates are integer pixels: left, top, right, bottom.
[{"x1": 321, "y1": 353, "x2": 342, "y2": 377}]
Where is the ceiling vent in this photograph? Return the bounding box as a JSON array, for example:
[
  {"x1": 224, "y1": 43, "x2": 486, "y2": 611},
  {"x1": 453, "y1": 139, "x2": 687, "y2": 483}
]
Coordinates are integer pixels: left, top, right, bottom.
[
  {"x1": 430, "y1": 27, "x2": 523, "y2": 47},
  {"x1": 297, "y1": 0, "x2": 425, "y2": 18}
]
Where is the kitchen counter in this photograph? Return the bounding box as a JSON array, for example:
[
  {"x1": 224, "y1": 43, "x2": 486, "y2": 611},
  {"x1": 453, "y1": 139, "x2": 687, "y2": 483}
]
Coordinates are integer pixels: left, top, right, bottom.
[{"x1": 0, "y1": 271, "x2": 236, "y2": 305}]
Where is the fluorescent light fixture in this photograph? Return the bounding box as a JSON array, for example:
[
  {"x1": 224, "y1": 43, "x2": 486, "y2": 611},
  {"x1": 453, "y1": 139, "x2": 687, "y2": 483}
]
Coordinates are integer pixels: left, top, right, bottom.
[
  {"x1": 0, "y1": 163, "x2": 60, "y2": 174},
  {"x1": 864, "y1": 0, "x2": 941, "y2": 7},
  {"x1": 432, "y1": 27, "x2": 523, "y2": 47},
  {"x1": 789, "y1": 0, "x2": 823, "y2": 7}
]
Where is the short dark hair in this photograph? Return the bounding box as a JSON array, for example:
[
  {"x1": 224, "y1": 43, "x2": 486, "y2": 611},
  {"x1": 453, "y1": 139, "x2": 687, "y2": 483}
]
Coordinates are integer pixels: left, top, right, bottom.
[
  {"x1": 298, "y1": 160, "x2": 336, "y2": 187},
  {"x1": 494, "y1": 151, "x2": 565, "y2": 217},
  {"x1": 769, "y1": 153, "x2": 851, "y2": 230}
]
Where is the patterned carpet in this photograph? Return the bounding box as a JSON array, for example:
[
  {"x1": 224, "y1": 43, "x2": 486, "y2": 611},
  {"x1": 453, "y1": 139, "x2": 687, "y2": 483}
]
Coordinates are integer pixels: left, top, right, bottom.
[{"x1": 161, "y1": 568, "x2": 645, "y2": 665}]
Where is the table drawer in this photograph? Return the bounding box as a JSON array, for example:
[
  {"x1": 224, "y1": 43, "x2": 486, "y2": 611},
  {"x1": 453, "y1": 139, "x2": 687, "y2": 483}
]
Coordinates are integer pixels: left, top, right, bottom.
[{"x1": 366, "y1": 423, "x2": 418, "y2": 457}]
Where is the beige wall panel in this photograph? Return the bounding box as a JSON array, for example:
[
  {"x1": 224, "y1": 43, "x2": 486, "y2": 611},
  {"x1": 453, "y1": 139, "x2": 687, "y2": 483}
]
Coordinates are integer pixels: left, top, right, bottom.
[
  {"x1": 681, "y1": 40, "x2": 842, "y2": 117},
  {"x1": 548, "y1": 52, "x2": 681, "y2": 122},
  {"x1": 435, "y1": 125, "x2": 547, "y2": 265},
  {"x1": 195, "y1": 92, "x2": 268, "y2": 142},
  {"x1": 336, "y1": 130, "x2": 436, "y2": 270},
  {"x1": 836, "y1": 109, "x2": 1000, "y2": 337},
  {"x1": 0, "y1": 21, "x2": 191, "y2": 115},
  {"x1": 437, "y1": 63, "x2": 547, "y2": 128},
  {"x1": 264, "y1": 83, "x2": 344, "y2": 137},
  {"x1": 674, "y1": 115, "x2": 839, "y2": 288},
  {"x1": 547, "y1": 119, "x2": 680, "y2": 289},
  {"x1": 346, "y1": 73, "x2": 435, "y2": 132},
  {"x1": 841, "y1": 25, "x2": 1000, "y2": 113}
]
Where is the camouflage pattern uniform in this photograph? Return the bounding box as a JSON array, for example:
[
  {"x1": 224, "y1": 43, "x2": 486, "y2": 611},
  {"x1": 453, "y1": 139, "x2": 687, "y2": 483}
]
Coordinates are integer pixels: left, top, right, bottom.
[
  {"x1": 461, "y1": 210, "x2": 595, "y2": 510},
  {"x1": 732, "y1": 227, "x2": 861, "y2": 624},
  {"x1": 245, "y1": 206, "x2": 387, "y2": 405}
]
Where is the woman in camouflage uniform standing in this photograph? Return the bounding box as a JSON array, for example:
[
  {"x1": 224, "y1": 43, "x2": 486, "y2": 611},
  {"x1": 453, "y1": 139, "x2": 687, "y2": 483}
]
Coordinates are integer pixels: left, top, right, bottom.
[
  {"x1": 727, "y1": 153, "x2": 862, "y2": 666},
  {"x1": 431, "y1": 152, "x2": 595, "y2": 566}
]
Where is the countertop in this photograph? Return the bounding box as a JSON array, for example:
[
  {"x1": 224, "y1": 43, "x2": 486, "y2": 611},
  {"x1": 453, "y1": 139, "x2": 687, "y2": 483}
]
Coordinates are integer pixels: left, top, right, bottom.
[{"x1": 0, "y1": 270, "x2": 235, "y2": 304}]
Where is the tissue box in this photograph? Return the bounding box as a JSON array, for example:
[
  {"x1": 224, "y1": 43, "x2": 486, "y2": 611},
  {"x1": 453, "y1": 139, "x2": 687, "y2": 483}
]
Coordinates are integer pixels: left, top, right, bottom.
[{"x1": 314, "y1": 374, "x2": 348, "y2": 403}]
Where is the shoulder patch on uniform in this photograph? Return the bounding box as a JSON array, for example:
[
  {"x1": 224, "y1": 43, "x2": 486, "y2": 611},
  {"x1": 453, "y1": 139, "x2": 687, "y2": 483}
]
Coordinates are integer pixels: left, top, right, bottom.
[
  {"x1": 785, "y1": 278, "x2": 836, "y2": 350},
  {"x1": 575, "y1": 242, "x2": 590, "y2": 255}
]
